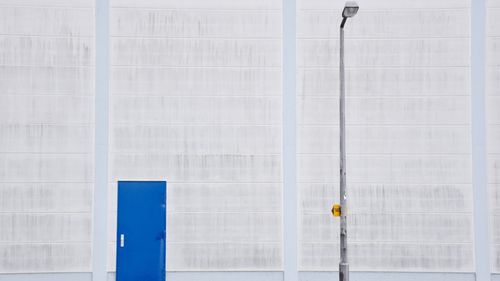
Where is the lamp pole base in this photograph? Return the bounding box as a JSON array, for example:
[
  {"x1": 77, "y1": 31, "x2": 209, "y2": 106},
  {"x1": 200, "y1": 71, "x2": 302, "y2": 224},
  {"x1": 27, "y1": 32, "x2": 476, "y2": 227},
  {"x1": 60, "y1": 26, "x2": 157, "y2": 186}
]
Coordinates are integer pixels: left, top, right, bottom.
[{"x1": 339, "y1": 262, "x2": 349, "y2": 281}]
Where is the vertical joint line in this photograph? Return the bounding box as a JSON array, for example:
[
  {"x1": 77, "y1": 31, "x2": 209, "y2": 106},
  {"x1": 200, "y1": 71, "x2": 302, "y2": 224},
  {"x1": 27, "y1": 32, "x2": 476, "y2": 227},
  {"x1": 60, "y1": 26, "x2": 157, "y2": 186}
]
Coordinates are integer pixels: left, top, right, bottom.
[
  {"x1": 93, "y1": 0, "x2": 109, "y2": 280},
  {"x1": 471, "y1": 0, "x2": 491, "y2": 280},
  {"x1": 283, "y1": 0, "x2": 297, "y2": 280}
]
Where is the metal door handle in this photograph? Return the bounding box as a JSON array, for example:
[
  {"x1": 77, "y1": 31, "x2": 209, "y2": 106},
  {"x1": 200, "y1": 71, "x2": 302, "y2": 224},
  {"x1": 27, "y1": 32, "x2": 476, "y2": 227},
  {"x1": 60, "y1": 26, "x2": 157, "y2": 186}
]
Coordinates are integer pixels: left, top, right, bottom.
[{"x1": 120, "y1": 234, "x2": 125, "y2": 247}]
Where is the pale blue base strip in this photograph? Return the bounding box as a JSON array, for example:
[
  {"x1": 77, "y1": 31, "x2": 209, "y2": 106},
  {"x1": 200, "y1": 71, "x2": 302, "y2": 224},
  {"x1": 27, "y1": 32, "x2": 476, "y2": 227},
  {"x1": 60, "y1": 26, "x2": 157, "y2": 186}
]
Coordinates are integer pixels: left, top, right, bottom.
[
  {"x1": 107, "y1": 271, "x2": 283, "y2": 281},
  {"x1": 103, "y1": 271, "x2": 476, "y2": 281},
  {"x1": 492, "y1": 274, "x2": 500, "y2": 281},
  {"x1": 0, "y1": 272, "x2": 478, "y2": 281},
  {"x1": 299, "y1": 272, "x2": 475, "y2": 281},
  {"x1": 167, "y1": 272, "x2": 284, "y2": 281},
  {"x1": 0, "y1": 273, "x2": 91, "y2": 281}
]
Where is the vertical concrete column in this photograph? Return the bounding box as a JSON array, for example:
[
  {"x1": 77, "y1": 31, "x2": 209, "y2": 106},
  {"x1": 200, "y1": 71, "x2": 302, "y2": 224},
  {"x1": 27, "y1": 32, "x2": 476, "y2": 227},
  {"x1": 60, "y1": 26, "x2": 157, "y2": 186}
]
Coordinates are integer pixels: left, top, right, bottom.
[
  {"x1": 93, "y1": 0, "x2": 110, "y2": 280},
  {"x1": 283, "y1": 0, "x2": 298, "y2": 280},
  {"x1": 471, "y1": 0, "x2": 492, "y2": 280}
]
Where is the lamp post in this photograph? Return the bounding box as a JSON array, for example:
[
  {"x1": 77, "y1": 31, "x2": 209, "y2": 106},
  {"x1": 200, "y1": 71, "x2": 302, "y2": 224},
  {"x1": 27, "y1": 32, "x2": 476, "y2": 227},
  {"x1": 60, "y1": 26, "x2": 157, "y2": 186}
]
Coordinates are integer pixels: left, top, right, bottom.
[{"x1": 339, "y1": 2, "x2": 358, "y2": 281}]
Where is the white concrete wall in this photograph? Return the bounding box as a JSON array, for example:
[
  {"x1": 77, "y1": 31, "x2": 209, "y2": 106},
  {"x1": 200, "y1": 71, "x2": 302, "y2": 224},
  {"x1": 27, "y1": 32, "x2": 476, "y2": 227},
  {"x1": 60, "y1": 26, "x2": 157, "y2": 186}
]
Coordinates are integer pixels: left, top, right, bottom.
[
  {"x1": 0, "y1": 0, "x2": 94, "y2": 273},
  {"x1": 297, "y1": 0, "x2": 474, "y2": 272},
  {"x1": 0, "y1": 0, "x2": 497, "y2": 276},
  {"x1": 107, "y1": 0, "x2": 283, "y2": 271},
  {"x1": 487, "y1": 0, "x2": 500, "y2": 273}
]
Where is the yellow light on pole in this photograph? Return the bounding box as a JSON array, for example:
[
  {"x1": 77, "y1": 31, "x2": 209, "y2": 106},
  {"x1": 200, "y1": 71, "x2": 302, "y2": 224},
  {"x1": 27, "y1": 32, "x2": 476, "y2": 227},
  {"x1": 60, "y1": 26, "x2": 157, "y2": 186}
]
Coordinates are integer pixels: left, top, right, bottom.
[{"x1": 332, "y1": 204, "x2": 342, "y2": 217}]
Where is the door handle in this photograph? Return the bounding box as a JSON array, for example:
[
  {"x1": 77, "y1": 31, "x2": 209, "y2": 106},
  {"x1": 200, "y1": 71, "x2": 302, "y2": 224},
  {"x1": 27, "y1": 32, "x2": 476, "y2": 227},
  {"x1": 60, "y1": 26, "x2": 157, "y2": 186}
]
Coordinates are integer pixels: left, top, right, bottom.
[{"x1": 120, "y1": 234, "x2": 125, "y2": 248}]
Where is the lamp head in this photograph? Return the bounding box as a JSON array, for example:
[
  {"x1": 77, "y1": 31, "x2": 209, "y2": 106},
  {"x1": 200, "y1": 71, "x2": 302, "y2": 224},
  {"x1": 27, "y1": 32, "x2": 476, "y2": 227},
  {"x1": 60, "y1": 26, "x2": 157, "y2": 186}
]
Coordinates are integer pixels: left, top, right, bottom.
[{"x1": 342, "y1": 1, "x2": 359, "y2": 18}]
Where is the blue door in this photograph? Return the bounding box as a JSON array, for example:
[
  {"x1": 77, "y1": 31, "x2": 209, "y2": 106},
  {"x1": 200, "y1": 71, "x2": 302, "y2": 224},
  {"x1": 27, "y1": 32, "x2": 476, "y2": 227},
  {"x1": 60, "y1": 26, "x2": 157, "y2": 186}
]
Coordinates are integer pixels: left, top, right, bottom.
[{"x1": 116, "y1": 181, "x2": 166, "y2": 281}]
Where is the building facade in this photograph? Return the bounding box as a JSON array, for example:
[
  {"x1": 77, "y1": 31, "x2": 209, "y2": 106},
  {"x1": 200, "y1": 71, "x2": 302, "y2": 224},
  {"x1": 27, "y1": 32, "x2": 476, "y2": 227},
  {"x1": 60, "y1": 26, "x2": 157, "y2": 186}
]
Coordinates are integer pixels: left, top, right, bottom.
[{"x1": 0, "y1": 0, "x2": 498, "y2": 280}]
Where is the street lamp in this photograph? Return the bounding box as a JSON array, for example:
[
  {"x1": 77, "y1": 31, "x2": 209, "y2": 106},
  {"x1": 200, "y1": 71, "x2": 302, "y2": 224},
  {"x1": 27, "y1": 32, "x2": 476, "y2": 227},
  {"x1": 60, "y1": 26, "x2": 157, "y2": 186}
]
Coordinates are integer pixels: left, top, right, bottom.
[{"x1": 339, "y1": 2, "x2": 358, "y2": 281}]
